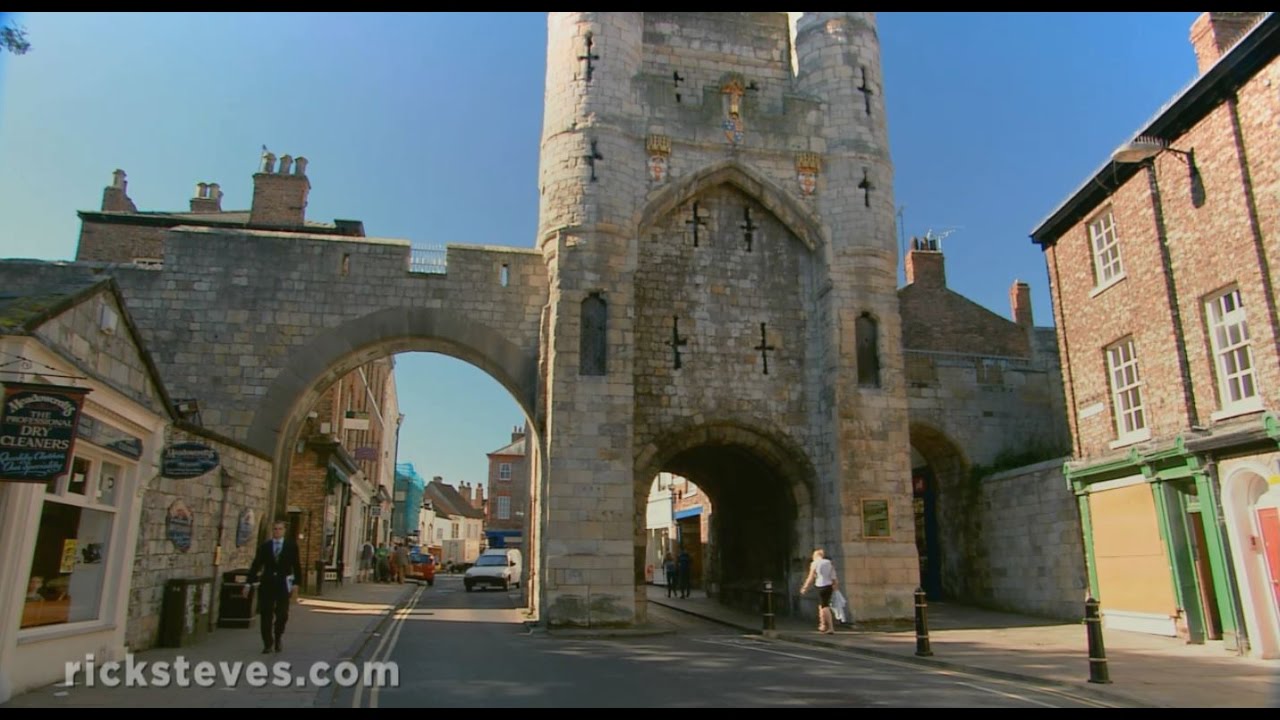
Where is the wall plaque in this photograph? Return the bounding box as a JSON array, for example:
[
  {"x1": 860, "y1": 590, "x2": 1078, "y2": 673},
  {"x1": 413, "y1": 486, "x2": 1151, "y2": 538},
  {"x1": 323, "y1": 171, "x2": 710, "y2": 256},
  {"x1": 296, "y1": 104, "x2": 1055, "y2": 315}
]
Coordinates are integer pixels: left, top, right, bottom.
[{"x1": 167, "y1": 498, "x2": 194, "y2": 552}]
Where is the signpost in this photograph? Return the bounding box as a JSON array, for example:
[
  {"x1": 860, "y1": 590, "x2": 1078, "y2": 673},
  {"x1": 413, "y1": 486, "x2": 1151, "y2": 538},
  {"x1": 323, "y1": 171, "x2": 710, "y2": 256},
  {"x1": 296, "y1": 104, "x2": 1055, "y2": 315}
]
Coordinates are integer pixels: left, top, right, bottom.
[{"x1": 0, "y1": 382, "x2": 91, "y2": 483}]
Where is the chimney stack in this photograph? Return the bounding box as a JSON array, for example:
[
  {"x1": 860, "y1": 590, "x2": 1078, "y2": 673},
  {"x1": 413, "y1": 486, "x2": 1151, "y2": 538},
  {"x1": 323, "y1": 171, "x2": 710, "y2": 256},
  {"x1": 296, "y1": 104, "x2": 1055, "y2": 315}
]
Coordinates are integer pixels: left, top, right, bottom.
[
  {"x1": 904, "y1": 236, "x2": 946, "y2": 289},
  {"x1": 474, "y1": 484, "x2": 485, "y2": 510},
  {"x1": 1190, "y1": 12, "x2": 1264, "y2": 74},
  {"x1": 512, "y1": 424, "x2": 525, "y2": 443},
  {"x1": 101, "y1": 169, "x2": 137, "y2": 212},
  {"x1": 1010, "y1": 279, "x2": 1033, "y2": 329},
  {"x1": 250, "y1": 148, "x2": 310, "y2": 227},
  {"x1": 189, "y1": 181, "x2": 223, "y2": 213}
]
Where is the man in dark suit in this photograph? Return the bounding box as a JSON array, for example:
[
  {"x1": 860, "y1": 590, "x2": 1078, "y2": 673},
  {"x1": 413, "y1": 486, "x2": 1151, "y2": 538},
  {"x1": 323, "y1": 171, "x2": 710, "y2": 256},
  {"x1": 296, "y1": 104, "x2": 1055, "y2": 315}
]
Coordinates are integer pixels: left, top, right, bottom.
[{"x1": 245, "y1": 520, "x2": 302, "y2": 653}]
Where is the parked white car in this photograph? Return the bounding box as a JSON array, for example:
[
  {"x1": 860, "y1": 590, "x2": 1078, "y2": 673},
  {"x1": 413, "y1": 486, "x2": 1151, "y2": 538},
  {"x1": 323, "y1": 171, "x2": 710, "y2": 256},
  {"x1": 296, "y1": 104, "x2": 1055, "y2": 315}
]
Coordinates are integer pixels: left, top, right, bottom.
[{"x1": 464, "y1": 549, "x2": 522, "y2": 592}]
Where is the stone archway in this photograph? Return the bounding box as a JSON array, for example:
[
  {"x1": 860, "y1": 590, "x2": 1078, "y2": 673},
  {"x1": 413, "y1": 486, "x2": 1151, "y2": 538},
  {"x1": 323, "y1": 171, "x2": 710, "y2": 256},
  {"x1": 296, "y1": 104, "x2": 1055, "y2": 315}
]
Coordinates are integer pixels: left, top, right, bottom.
[
  {"x1": 909, "y1": 422, "x2": 970, "y2": 601},
  {"x1": 249, "y1": 306, "x2": 542, "y2": 547},
  {"x1": 634, "y1": 421, "x2": 817, "y2": 618}
]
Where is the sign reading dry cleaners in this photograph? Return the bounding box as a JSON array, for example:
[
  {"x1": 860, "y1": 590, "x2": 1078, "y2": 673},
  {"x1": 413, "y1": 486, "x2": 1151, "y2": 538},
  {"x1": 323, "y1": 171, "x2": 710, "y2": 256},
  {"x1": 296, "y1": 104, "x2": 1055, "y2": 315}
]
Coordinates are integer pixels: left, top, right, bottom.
[
  {"x1": 0, "y1": 382, "x2": 91, "y2": 483},
  {"x1": 161, "y1": 441, "x2": 220, "y2": 479}
]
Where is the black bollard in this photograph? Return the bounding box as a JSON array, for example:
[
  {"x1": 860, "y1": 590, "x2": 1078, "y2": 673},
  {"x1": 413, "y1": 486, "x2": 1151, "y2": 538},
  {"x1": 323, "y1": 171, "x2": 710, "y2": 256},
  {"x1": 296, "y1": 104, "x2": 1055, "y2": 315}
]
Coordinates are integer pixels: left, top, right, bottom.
[
  {"x1": 1085, "y1": 596, "x2": 1112, "y2": 683},
  {"x1": 914, "y1": 587, "x2": 934, "y2": 657},
  {"x1": 314, "y1": 560, "x2": 325, "y2": 596},
  {"x1": 762, "y1": 580, "x2": 776, "y2": 632}
]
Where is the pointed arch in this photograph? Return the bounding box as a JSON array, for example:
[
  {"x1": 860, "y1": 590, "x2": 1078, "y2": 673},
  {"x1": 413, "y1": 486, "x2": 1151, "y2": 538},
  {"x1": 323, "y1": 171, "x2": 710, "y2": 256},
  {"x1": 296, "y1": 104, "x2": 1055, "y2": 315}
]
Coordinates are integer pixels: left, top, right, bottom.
[{"x1": 636, "y1": 159, "x2": 827, "y2": 252}]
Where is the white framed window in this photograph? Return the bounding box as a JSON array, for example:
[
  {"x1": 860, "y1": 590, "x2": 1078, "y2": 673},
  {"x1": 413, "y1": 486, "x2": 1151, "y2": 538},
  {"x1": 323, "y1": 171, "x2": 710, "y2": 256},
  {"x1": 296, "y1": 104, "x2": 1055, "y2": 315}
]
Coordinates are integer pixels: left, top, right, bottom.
[
  {"x1": 1089, "y1": 210, "x2": 1124, "y2": 290},
  {"x1": 24, "y1": 452, "x2": 128, "y2": 630},
  {"x1": 451, "y1": 522, "x2": 459, "y2": 540},
  {"x1": 1106, "y1": 337, "x2": 1148, "y2": 445},
  {"x1": 497, "y1": 496, "x2": 511, "y2": 520},
  {"x1": 499, "y1": 463, "x2": 512, "y2": 481},
  {"x1": 1206, "y1": 287, "x2": 1261, "y2": 417}
]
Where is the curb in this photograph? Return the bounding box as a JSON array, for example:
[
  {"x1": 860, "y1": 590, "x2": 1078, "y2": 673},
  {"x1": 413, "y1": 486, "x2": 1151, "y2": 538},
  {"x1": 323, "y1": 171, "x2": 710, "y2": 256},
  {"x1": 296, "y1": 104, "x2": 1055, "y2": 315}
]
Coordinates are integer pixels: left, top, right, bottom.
[{"x1": 649, "y1": 597, "x2": 1157, "y2": 709}]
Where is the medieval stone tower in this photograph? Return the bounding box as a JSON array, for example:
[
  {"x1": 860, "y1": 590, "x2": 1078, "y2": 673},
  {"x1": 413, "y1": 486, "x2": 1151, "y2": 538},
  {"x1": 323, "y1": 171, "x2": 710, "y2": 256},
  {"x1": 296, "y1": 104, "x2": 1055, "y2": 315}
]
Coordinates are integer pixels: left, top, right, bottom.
[{"x1": 536, "y1": 12, "x2": 914, "y2": 626}]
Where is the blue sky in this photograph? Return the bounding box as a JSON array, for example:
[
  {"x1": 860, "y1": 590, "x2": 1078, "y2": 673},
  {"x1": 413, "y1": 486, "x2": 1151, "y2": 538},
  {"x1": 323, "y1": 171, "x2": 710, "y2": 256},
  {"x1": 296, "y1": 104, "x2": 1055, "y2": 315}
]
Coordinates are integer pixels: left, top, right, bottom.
[{"x1": 0, "y1": 12, "x2": 1203, "y2": 488}]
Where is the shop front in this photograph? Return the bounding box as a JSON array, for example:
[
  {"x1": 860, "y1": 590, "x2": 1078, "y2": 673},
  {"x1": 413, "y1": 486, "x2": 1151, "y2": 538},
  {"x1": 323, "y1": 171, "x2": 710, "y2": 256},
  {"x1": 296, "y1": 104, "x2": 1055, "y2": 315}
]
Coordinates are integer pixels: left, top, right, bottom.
[{"x1": 0, "y1": 282, "x2": 169, "y2": 702}]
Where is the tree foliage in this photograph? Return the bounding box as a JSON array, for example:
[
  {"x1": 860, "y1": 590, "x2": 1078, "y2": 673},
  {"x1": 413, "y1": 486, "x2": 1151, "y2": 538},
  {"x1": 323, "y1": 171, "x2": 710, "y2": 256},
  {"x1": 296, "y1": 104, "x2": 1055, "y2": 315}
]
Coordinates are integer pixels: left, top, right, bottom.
[{"x1": 2, "y1": 23, "x2": 31, "y2": 55}]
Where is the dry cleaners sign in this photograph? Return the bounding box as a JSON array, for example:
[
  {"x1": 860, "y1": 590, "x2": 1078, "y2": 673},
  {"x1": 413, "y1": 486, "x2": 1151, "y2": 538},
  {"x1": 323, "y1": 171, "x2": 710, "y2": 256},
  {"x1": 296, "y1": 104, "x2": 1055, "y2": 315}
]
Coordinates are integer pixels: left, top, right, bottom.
[
  {"x1": 0, "y1": 382, "x2": 91, "y2": 483},
  {"x1": 161, "y1": 442, "x2": 220, "y2": 479}
]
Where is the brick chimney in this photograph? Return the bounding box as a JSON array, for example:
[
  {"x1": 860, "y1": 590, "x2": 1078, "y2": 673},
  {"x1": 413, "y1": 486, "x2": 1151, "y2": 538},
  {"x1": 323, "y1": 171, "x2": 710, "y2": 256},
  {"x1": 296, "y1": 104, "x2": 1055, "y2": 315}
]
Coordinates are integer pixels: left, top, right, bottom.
[
  {"x1": 189, "y1": 181, "x2": 223, "y2": 213},
  {"x1": 1190, "y1": 12, "x2": 1264, "y2": 74},
  {"x1": 904, "y1": 236, "x2": 945, "y2": 289},
  {"x1": 474, "y1": 484, "x2": 485, "y2": 510},
  {"x1": 512, "y1": 425, "x2": 525, "y2": 443},
  {"x1": 101, "y1": 169, "x2": 137, "y2": 212},
  {"x1": 250, "y1": 150, "x2": 310, "y2": 227},
  {"x1": 1010, "y1": 279, "x2": 1033, "y2": 329}
]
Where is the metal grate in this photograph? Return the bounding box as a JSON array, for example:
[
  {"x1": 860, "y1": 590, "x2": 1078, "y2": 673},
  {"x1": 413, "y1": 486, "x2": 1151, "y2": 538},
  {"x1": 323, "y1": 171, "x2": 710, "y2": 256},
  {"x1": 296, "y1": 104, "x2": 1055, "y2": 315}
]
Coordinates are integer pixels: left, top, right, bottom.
[{"x1": 409, "y1": 245, "x2": 447, "y2": 274}]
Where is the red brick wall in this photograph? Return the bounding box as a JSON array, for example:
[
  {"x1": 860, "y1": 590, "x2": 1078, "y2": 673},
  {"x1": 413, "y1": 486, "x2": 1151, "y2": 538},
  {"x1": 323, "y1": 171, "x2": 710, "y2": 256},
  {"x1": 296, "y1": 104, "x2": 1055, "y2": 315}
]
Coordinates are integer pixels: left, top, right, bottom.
[
  {"x1": 900, "y1": 283, "x2": 1030, "y2": 357},
  {"x1": 1046, "y1": 53, "x2": 1280, "y2": 461},
  {"x1": 285, "y1": 445, "x2": 329, "y2": 578}
]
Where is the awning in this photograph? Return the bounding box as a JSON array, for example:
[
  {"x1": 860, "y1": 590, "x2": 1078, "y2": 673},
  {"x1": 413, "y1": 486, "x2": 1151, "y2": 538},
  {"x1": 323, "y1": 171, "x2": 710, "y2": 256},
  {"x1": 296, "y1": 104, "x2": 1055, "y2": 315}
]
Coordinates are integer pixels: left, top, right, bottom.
[{"x1": 674, "y1": 507, "x2": 702, "y2": 520}]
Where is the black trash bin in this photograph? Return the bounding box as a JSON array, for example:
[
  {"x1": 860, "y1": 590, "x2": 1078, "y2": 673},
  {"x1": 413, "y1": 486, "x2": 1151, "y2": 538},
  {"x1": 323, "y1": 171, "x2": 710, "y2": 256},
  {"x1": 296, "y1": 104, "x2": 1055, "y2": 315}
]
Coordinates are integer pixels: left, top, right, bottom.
[{"x1": 218, "y1": 569, "x2": 255, "y2": 629}]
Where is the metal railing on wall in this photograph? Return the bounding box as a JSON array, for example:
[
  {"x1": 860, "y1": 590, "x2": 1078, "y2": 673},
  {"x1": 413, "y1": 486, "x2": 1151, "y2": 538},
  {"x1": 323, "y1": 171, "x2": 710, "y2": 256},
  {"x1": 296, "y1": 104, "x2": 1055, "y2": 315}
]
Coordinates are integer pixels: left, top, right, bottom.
[{"x1": 409, "y1": 245, "x2": 447, "y2": 275}]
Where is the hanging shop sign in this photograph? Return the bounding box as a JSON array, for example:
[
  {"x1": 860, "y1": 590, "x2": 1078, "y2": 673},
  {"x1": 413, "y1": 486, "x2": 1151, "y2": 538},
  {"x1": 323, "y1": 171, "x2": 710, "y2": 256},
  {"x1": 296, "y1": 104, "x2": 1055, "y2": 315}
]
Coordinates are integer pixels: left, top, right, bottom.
[
  {"x1": 0, "y1": 382, "x2": 91, "y2": 483},
  {"x1": 161, "y1": 441, "x2": 220, "y2": 479}
]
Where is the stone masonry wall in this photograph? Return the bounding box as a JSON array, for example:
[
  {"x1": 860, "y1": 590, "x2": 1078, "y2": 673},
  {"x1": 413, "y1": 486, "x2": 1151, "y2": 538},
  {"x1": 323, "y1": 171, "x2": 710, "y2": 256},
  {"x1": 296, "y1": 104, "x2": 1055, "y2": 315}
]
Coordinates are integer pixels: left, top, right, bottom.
[
  {"x1": 635, "y1": 183, "x2": 814, "y2": 451},
  {"x1": 126, "y1": 425, "x2": 271, "y2": 651},
  {"x1": 974, "y1": 458, "x2": 1087, "y2": 620},
  {"x1": 104, "y1": 230, "x2": 548, "y2": 454},
  {"x1": 30, "y1": 285, "x2": 169, "y2": 417}
]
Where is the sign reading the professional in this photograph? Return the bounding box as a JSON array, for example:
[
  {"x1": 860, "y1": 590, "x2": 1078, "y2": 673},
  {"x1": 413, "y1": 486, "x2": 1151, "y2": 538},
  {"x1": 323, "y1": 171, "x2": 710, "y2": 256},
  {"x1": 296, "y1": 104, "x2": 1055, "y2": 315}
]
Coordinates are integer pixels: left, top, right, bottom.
[
  {"x1": 167, "y1": 498, "x2": 194, "y2": 552},
  {"x1": 0, "y1": 382, "x2": 91, "y2": 483},
  {"x1": 161, "y1": 442, "x2": 220, "y2": 479}
]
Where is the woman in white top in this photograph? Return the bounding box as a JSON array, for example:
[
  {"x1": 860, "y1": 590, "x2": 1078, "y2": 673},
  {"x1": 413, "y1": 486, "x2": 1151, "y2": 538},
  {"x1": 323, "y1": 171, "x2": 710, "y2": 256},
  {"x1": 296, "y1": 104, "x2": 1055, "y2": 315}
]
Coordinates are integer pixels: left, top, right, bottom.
[{"x1": 800, "y1": 548, "x2": 838, "y2": 634}]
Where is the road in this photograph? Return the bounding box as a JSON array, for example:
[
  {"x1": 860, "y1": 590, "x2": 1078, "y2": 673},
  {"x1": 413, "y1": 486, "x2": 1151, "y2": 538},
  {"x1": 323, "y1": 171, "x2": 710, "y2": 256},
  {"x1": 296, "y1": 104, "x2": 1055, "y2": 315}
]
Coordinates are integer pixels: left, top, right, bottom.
[{"x1": 338, "y1": 574, "x2": 1124, "y2": 708}]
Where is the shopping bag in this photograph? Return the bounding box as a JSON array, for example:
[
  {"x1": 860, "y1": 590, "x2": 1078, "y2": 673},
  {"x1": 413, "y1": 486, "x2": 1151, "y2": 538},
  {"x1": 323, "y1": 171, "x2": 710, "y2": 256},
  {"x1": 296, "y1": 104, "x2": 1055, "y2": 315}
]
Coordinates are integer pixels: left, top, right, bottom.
[{"x1": 831, "y1": 589, "x2": 848, "y2": 624}]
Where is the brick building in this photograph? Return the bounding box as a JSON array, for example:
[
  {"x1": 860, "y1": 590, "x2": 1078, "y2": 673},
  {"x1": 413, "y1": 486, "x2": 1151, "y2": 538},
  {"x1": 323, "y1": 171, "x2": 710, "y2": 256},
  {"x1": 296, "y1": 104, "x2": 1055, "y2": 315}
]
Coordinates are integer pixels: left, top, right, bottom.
[
  {"x1": 484, "y1": 425, "x2": 529, "y2": 553},
  {"x1": 1031, "y1": 13, "x2": 1280, "y2": 658},
  {"x1": 285, "y1": 357, "x2": 399, "y2": 587}
]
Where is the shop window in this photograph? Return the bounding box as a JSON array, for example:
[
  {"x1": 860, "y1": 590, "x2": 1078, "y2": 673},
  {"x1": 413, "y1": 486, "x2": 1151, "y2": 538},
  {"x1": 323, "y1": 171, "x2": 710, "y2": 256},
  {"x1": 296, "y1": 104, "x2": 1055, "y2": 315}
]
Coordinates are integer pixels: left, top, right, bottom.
[{"x1": 23, "y1": 454, "x2": 120, "y2": 630}]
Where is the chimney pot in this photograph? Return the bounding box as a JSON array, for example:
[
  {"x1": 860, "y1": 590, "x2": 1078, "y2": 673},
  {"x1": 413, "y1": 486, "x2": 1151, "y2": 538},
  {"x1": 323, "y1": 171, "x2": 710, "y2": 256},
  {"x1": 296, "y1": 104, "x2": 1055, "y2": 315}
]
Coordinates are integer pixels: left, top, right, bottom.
[
  {"x1": 261, "y1": 152, "x2": 276, "y2": 173},
  {"x1": 195, "y1": 182, "x2": 208, "y2": 198},
  {"x1": 1190, "y1": 12, "x2": 1265, "y2": 74},
  {"x1": 904, "y1": 239, "x2": 946, "y2": 288},
  {"x1": 279, "y1": 154, "x2": 293, "y2": 174},
  {"x1": 1010, "y1": 279, "x2": 1033, "y2": 329},
  {"x1": 102, "y1": 169, "x2": 136, "y2": 212},
  {"x1": 294, "y1": 157, "x2": 308, "y2": 176}
]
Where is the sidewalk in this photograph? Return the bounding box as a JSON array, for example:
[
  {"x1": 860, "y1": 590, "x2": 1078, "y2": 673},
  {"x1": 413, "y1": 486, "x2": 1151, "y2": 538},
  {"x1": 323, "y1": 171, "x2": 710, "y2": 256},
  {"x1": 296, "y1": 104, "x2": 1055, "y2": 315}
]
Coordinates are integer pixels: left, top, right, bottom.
[
  {"x1": 1, "y1": 581, "x2": 416, "y2": 708},
  {"x1": 647, "y1": 585, "x2": 1280, "y2": 708}
]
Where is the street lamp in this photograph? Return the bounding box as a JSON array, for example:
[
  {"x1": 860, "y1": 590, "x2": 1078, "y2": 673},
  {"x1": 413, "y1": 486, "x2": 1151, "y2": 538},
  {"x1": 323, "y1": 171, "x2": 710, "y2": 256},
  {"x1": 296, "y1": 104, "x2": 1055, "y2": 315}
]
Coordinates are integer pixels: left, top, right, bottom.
[{"x1": 1111, "y1": 135, "x2": 1204, "y2": 208}]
